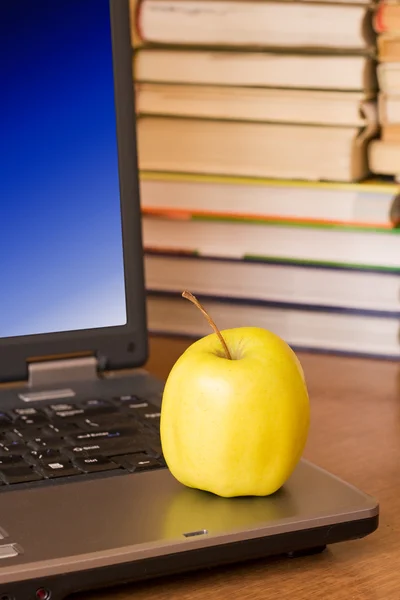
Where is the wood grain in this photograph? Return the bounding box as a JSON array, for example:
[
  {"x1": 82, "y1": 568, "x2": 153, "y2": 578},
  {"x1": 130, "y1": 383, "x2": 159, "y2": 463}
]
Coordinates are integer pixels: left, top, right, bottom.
[{"x1": 77, "y1": 336, "x2": 400, "y2": 600}]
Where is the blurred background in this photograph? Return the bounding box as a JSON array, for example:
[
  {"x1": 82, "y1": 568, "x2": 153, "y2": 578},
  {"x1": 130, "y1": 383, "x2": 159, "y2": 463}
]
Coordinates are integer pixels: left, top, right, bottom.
[{"x1": 130, "y1": 0, "x2": 400, "y2": 360}]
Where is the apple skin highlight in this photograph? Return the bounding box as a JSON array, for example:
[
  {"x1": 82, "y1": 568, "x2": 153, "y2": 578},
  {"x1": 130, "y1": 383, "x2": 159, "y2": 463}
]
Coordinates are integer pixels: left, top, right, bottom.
[{"x1": 160, "y1": 325, "x2": 310, "y2": 498}]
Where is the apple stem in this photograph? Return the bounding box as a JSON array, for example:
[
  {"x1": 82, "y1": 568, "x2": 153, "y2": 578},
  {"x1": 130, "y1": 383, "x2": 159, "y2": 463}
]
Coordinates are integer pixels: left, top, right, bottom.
[{"x1": 182, "y1": 291, "x2": 232, "y2": 360}]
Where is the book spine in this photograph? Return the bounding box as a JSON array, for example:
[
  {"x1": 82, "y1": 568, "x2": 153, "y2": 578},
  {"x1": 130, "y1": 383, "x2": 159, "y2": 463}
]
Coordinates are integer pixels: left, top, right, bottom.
[
  {"x1": 374, "y1": 2, "x2": 386, "y2": 33},
  {"x1": 147, "y1": 289, "x2": 400, "y2": 318},
  {"x1": 148, "y1": 329, "x2": 400, "y2": 361},
  {"x1": 144, "y1": 249, "x2": 400, "y2": 275},
  {"x1": 132, "y1": 0, "x2": 146, "y2": 46},
  {"x1": 139, "y1": 170, "x2": 399, "y2": 195},
  {"x1": 377, "y1": 34, "x2": 400, "y2": 62},
  {"x1": 382, "y1": 123, "x2": 400, "y2": 142},
  {"x1": 373, "y1": 1, "x2": 400, "y2": 34},
  {"x1": 141, "y1": 206, "x2": 392, "y2": 230}
]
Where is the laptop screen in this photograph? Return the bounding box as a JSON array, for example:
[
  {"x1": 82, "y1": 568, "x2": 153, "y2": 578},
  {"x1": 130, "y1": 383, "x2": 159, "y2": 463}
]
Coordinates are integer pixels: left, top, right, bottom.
[{"x1": 0, "y1": 0, "x2": 127, "y2": 339}]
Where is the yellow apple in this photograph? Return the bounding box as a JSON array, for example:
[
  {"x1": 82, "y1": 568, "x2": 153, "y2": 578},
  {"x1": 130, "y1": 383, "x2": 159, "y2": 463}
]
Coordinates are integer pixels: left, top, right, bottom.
[{"x1": 160, "y1": 294, "x2": 310, "y2": 498}]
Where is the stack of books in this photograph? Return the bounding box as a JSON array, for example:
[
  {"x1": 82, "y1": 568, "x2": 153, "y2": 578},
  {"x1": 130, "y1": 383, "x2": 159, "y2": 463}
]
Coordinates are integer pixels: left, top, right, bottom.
[
  {"x1": 369, "y1": 0, "x2": 400, "y2": 176},
  {"x1": 134, "y1": 0, "x2": 378, "y2": 181},
  {"x1": 131, "y1": 0, "x2": 400, "y2": 359}
]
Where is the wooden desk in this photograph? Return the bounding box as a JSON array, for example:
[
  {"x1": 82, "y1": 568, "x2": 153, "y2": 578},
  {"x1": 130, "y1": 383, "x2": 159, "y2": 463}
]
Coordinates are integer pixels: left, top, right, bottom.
[{"x1": 79, "y1": 336, "x2": 400, "y2": 600}]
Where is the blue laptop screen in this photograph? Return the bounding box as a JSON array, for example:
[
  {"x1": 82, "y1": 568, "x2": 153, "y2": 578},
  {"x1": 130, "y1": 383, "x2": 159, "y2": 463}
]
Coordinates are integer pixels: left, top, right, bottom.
[{"x1": 0, "y1": 0, "x2": 127, "y2": 338}]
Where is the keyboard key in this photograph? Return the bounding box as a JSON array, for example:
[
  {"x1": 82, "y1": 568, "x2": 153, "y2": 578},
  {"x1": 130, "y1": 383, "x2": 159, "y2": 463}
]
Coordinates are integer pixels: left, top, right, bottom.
[
  {"x1": 147, "y1": 441, "x2": 163, "y2": 459},
  {"x1": 27, "y1": 437, "x2": 66, "y2": 451},
  {"x1": 116, "y1": 395, "x2": 144, "y2": 405},
  {"x1": 14, "y1": 413, "x2": 49, "y2": 427},
  {"x1": 11, "y1": 427, "x2": 43, "y2": 440},
  {"x1": 116, "y1": 453, "x2": 163, "y2": 472},
  {"x1": 52, "y1": 408, "x2": 86, "y2": 420},
  {"x1": 0, "y1": 441, "x2": 28, "y2": 456},
  {"x1": 79, "y1": 414, "x2": 134, "y2": 429},
  {"x1": 0, "y1": 455, "x2": 26, "y2": 467},
  {"x1": 139, "y1": 412, "x2": 161, "y2": 427},
  {"x1": 120, "y1": 401, "x2": 161, "y2": 425},
  {"x1": 0, "y1": 466, "x2": 43, "y2": 484},
  {"x1": 45, "y1": 403, "x2": 79, "y2": 414},
  {"x1": 65, "y1": 427, "x2": 137, "y2": 445},
  {"x1": 28, "y1": 449, "x2": 65, "y2": 463},
  {"x1": 37, "y1": 460, "x2": 81, "y2": 479},
  {"x1": 80, "y1": 399, "x2": 114, "y2": 410},
  {"x1": 84, "y1": 406, "x2": 118, "y2": 417},
  {"x1": 64, "y1": 439, "x2": 147, "y2": 458},
  {"x1": 12, "y1": 407, "x2": 43, "y2": 417},
  {"x1": 73, "y1": 456, "x2": 120, "y2": 473},
  {"x1": 0, "y1": 413, "x2": 14, "y2": 430},
  {"x1": 41, "y1": 422, "x2": 80, "y2": 436},
  {"x1": 53, "y1": 405, "x2": 117, "y2": 421}
]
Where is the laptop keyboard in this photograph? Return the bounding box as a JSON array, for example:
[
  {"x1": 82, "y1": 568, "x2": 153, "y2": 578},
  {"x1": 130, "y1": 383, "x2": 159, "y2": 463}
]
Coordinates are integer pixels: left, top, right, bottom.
[{"x1": 0, "y1": 396, "x2": 166, "y2": 488}]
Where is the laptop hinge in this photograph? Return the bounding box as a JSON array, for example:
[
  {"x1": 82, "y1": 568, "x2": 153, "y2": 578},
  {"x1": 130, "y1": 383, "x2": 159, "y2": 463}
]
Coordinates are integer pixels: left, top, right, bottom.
[{"x1": 28, "y1": 356, "x2": 99, "y2": 388}]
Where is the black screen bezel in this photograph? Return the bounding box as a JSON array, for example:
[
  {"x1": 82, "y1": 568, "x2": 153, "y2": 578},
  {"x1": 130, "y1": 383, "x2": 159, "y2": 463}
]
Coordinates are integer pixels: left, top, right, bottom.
[{"x1": 0, "y1": 0, "x2": 148, "y2": 383}]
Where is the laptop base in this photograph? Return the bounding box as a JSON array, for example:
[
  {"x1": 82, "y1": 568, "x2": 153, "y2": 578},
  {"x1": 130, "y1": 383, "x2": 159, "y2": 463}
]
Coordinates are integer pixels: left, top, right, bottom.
[
  {"x1": 0, "y1": 372, "x2": 379, "y2": 599},
  {"x1": 2, "y1": 512, "x2": 377, "y2": 600}
]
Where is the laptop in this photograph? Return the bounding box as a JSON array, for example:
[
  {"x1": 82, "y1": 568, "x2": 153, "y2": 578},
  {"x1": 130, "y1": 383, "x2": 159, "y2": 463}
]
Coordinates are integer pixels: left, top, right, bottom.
[{"x1": 0, "y1": 0, "x2": 378, "y2": 598}]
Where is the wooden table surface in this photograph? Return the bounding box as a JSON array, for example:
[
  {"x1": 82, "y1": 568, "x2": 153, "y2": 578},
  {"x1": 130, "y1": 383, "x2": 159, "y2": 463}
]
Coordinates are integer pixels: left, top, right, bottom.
[{"x1": 79, "y1": 336, "x2": 400, "y2": 600}]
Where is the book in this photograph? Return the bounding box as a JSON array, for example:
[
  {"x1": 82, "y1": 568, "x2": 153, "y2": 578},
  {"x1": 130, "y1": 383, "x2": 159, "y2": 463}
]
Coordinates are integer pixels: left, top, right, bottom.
[
  {"x1": 377, "y1": 62, "x2": 400, "y2": 94},
  {"x1": 135, "y1": 83, "x2": 372, "y2": 127},
  {"x1": 140, "y1": 172, "x2": 399, "y2": 228},
  {"x1": 379, "y1": 92, "x2": 400, "y2": 123},
  {"x1": 146, "y1": 292, "x2": 400, "y2": 358},
  {"x1": 381, "y1": 123, "x2": 400, "y2": 141},
  {"x1": 134, "y1": 48, "x2": 377, "y2": 91},
  {"x1": 369, "y1": 139, "x2": 400, "y2": 175},
  {"x1": 144, "y1": 252, "x2": 400, "y2": 312},
  {"x1": 378, "y1": 33, "x2": 400, "y2": 60},
  {"x1": 135, "y1": 0, "x2": 375, "y2": 51},
  {"x1": 136, "y1": 115, "x2": 378, "y2": 182},
  {"x1": 374, "y1": 0, "x2": 400, "y2": 34},
  {"x1": 141, "y1": 214, "x2": 400, "y2": 269},
  {"x1": 130, "y1": 0, "x2": 142, "y2": 48}
]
